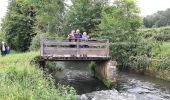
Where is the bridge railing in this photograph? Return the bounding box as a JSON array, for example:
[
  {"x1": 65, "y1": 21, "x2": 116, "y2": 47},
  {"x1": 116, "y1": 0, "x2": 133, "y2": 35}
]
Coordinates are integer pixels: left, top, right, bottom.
[{"x1": 40, "y1": 39, "x2": 109, "y2": 57}]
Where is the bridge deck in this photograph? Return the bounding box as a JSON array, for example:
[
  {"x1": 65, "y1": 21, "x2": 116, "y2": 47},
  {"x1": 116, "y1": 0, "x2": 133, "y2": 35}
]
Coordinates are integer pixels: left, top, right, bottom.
[
  {"x1": 40, "y1": 39, "x2": 110, "y2": 61},
  {"x1": 40, "y1": 56, "x2": 111, "y2": 61}
]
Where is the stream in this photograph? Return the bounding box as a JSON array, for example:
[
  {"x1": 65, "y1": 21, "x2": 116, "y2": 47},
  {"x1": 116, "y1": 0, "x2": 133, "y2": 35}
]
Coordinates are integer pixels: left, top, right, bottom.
[{"x1": 52, "y1": 61, "x2": 170, "y2": 100}]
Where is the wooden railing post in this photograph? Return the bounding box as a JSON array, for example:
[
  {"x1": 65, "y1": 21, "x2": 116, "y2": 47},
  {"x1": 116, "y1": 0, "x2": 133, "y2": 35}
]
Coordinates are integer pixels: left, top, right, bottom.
[
  {"x1": 76, "y1": 40, "x2": 78, "y2": 57},
  {"x1": 106, "y1": 39, "x2": 109, "y2": 57}
]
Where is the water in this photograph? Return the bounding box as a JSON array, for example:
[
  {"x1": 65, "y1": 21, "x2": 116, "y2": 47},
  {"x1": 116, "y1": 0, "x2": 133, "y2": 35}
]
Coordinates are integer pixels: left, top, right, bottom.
[
  {"x1": 53, "y1": 61, "x2": 108, "y2": 94},
  {"x1": 117, "y1": 72, "x2": 170, "y2": 100},
  {"x1": 52, "y1": 61, "x2": 170, "y2": 100}
]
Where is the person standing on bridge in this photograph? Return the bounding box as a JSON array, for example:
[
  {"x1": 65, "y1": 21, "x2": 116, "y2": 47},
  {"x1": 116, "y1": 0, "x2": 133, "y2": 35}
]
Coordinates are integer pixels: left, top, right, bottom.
[
  {"x1": 74, "y1": 29, "x2": 82, "y2": 48},
  {"x1": 82, "y1": 32, "x2": 89, "y2": 48},
  {"x1": 67, "y1": 30, "x2": 75, "y2": 42},
  {"x1": 74, "y1": 29, "x2": 82, "y2": 42},
  {"x1": 82, "y1": 32, "x2": 89, "y2": 41},
  {"x1": 67, "y1": 30, "x2": 76, "y2": 48}
]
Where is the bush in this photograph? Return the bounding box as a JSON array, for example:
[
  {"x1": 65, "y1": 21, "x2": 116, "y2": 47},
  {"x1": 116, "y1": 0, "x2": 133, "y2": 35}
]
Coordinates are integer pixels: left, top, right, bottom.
[
  {"x1": 29, "y1": 33, "x2": 48, "y2": 51},
  {"x1": 110, "y1": 39, "x2": 153, "y2": 72},
  {"x1": 138, "y1": 26, "x2": 170, "y2": 41},
  {"x1": 154, "y1": 33, "x2": 170, "y2": 41},
  {"x1": 129, "y1": 55, "x2": 151, "y2": 73},
  {"x1": 29, "y1": 33, "x2": 64, "y2": 51},
  {"x1": 155, "y1": 57, "x2": 170, "y2": 71}
]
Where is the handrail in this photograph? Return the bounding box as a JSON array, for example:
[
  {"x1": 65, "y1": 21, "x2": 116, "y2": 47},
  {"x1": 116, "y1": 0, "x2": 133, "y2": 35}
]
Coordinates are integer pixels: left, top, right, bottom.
[{"x1": 40, "y1": 39, "x2": 109, "y2": 57}]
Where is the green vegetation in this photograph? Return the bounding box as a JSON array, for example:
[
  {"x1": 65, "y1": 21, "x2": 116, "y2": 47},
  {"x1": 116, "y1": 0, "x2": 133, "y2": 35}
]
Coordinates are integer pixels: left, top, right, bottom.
[
  {"x1": 138, "y1": 26, "x2": 170, "y2": 80},
  {"x1": 152, "y1": 42, "x2": 170, "y2": 57},
  {"x1": 1, "y1": 0, "x2": 36, "y2": 51},
  {"x1": 138, "y1": 26, "x2": 170, "y2": 41},
  {"x1": 94, "y1": 73, "x2": 113, "y2": 88},
  {"x1": 1, "y1": 0, "x2": 170, "y2": 95},
  {"x1": 143, "y1": 8, "x2": 170, "y2": 28},
  {"x1": 2, "y1": 0, "x2": 150, "y2": 73},
  {"x1": 63, "y1": 0, "x2": 106, "y2": 34},
  {"x1": 0, "y1": 52, "x2": 76, "y2": 99}
]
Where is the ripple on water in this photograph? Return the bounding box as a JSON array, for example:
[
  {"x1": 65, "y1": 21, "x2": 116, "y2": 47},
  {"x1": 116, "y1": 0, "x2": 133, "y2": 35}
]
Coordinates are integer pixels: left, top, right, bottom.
[
  {"x1": 117, "y1": 72, "x2": 170, "y2": 100},
  {"x1": 76, "y1": 90, "x2": 137, "y2": 100}
]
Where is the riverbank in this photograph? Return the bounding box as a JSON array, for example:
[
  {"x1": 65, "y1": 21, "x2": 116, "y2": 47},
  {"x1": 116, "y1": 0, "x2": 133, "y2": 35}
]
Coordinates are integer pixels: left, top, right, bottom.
[
  {"x1": 145, "y1": 59, "x2": 170, "y2": 81},
  {"x1": 135, "y1": 26, "x2": 170, "y2": 81},
  {"x1": 0, "y1": 52, "x2": 75, "y2": 99}
]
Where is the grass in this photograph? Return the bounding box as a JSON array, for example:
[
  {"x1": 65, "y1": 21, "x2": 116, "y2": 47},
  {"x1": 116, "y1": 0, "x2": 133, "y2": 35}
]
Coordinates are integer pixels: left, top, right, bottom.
[
  {"x1": 0, "y1": 52, "x2": 76, "y2": 100},
  {"x1": 152, "y1": 42, "x2": 170, "y2": 57}
]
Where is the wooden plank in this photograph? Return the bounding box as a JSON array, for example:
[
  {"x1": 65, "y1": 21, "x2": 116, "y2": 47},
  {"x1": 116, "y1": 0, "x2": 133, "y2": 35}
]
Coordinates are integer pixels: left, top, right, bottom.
[
  {"x1": 43, "y1": 47, "x2": 107, "y2": 57},
  {"x1": 40, "y1": 39, "x2": 110, "y2": 58},
  {"x1": 44, "y1": 42, "x2": 107, "y2": 47},
  {"x1": 43, "y1": 41, "x2": 107, "y2": 47},
  {"x1": 44, "y1": 41, "x2": 77, "y2": 46},
  {"x1": 40, "y1": 56, "x2": 111, "y2": 61},
  {"x1": 79, "y1": 49, "x2": 107, "y2": 56},
  {"x1": 44, "y1": 47, "x2": 106, "y2": 51}
]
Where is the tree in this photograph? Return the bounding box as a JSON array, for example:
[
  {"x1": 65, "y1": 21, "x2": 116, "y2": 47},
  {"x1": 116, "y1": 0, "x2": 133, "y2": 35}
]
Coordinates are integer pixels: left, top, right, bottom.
[
  {"x1": 1, "y1": 0, "x2": 65, "y2": 51},
  {"x1": 99, "y1": 0, "x2": 142, "y2": 42},
  {"x1": 143, "y1": 8, "x2": 170, "y2": 28},
  {"x1": 1, "y1": 0, "x2": 36, "y2": 51},
  {"x1": 27, "y1": 0, "x2": 65, "y2": 34},
  {"x1": 63, "y1": 0, "x2": 107, "y2": 35},
  {"x1": 98, "y1": 0, "x2": 152, "y2": 70}
]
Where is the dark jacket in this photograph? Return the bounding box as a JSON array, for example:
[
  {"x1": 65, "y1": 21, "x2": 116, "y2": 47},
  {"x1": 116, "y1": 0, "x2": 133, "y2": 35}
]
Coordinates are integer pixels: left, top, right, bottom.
[{"x1": 0, "y1": 43, "x2": 7, "y2": 52}]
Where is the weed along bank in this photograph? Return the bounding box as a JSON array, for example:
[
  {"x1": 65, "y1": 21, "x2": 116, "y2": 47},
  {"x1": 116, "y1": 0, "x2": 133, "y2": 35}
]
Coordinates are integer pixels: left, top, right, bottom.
[{"x1": 39, "y1": 38, "x2": 117, "y2": 87}]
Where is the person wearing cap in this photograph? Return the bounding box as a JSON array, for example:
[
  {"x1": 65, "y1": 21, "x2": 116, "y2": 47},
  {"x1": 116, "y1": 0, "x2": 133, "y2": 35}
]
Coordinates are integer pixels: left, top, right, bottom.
[
  {"x1": 0, "y1": 41, "x2": 7, "y2": 56},
  {"x1": 74, "y1": 29, "x2": 82, "y2": 42}
]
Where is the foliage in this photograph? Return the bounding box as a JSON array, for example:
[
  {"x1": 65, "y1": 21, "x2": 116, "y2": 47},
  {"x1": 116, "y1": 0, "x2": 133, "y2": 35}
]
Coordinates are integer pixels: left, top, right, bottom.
[
  {"x1": 2, "y1": 0, "x2": 65, "y2": 51},
  {"x1": 1, "y1": 0, "x2": 36, "y2": 51},
  {"x1": 98, "y1": 0, "x2": 151, "y2": 71},
  {"x1": 128, "y1": 55, "x2": 151, "y2": 73},
  {"x1": 99, "y1": 0, "x2": 142, "y2": 42},
  {"x1": 0, "y1": 52, "x2": 76, "y2": 99},
  {"x1": 45, "y1": 61, "x2": 64, "y2": 73},
  {"x1": 0, "y1": 31, "x2": 5, "y2": 42},
  {"x1": 143, "y1": 8, "x2": 170, "y2": 28},
  {"x1": 29, "y1": 33, "x2": 63, "y2": 51},
  {"x1": 29, "y1": 33, "x2": 48, "y2": 51},
  {"x1": 138, "y1": 26, "x2": 170, "y2": 41},
  {"x1": 152, "y1": 42, "x2": 170, "y2": 57},
  {"x1": 63, "y1": 0, "x2": 107, "y2": 35},
  {"x1": 26, "y1": 0, "x2": 65, "y2": 34},
  {"x1": 110, "y1": 40, "x2": 153, "y2": 68},
  {"x1": 155, "y1": 57, "x2": 170, "y2": 71}
]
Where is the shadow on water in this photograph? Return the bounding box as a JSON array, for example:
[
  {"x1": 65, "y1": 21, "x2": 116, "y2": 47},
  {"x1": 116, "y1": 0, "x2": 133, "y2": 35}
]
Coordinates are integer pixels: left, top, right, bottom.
[{"x1": 53, "y1": 61, "x2": 108, "y2": 95}]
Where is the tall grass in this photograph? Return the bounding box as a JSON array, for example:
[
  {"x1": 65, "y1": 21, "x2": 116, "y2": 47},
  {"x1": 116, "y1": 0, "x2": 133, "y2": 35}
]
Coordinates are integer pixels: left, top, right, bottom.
[{"x1": 0, "y1": 52, "x2": 76, "y2": 99}]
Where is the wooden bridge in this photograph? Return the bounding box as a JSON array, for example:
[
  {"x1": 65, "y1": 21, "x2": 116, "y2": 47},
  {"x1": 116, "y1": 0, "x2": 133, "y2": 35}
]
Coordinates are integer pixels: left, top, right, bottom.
[
  {"x1": 39, "y1": 38, "x2": 117, "y2": 87},
  {"x1": 40, "y1": 39, "x2": 111, "y2": 61}
]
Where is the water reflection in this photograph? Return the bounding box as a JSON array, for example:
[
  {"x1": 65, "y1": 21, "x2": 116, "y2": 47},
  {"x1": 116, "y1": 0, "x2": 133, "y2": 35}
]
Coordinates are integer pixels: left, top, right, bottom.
[{"x1": 54, "y1": 61, "x2": 108, "y2": 95}]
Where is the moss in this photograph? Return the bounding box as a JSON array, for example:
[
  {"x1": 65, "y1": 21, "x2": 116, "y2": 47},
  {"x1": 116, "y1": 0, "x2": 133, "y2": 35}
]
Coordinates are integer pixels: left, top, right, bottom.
[{"x1": 94, "y1": 72, "x2": 113, "y2": 88}]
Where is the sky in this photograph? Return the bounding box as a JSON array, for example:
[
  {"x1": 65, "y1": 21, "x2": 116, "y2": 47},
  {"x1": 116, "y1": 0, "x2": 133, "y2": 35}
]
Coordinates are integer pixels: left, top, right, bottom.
[
  {"x1": 0, "y1": 0, "x2": 170, "y2": 22},
  {"x1": 136, "y1": 0, "x2": 170, "y2": 17},
  {"x1": 0, "y1": 0, "x2": 8, "y2": 23}
]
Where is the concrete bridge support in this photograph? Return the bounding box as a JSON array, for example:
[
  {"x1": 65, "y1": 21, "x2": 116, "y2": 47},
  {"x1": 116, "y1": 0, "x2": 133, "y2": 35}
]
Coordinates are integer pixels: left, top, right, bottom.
[{"x1": 93, "y1": 60, "x2": 117, "y2": 88}]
